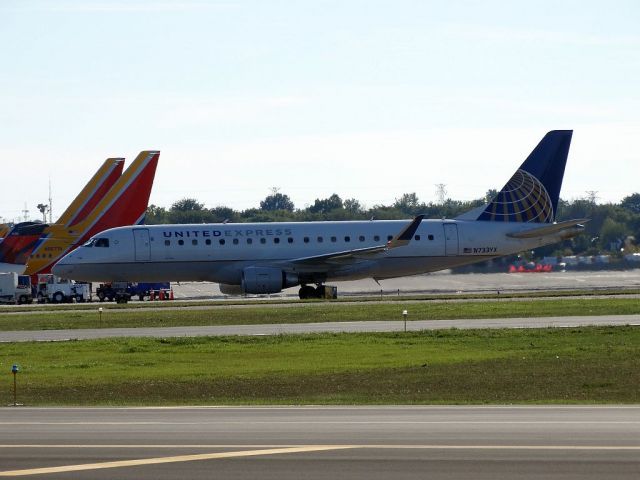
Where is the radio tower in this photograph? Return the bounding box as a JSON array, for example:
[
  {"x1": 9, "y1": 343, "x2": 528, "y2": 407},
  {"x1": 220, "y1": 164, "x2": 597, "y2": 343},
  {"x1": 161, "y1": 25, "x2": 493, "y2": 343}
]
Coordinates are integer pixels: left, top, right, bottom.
[{"x1": 435, "y1": 183, "x2": 447, "y2": 205}]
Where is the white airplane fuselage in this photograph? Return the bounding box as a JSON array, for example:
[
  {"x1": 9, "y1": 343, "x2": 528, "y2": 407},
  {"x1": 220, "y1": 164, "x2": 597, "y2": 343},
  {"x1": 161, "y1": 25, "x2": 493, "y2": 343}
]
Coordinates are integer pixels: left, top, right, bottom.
[{"x1": 52, "y1": 218, "x2": 573, "y2": 286}]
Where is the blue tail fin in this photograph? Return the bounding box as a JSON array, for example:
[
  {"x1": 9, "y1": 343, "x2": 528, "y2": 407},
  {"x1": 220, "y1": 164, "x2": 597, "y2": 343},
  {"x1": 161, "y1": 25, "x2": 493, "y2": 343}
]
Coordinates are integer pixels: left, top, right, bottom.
[{"x1": 477, "y1": 130, "x2": 572, "y2": 223}]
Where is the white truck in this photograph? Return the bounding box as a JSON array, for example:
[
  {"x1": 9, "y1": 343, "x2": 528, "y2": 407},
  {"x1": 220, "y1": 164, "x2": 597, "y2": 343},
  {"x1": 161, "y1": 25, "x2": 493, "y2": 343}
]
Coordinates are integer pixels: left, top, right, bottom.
[
  {"x1": 36, "y1": 274, "x2": 91, "y2": 304},
  {"x1": 0, "y1": 273, "x2": 33, "y2": 304}
]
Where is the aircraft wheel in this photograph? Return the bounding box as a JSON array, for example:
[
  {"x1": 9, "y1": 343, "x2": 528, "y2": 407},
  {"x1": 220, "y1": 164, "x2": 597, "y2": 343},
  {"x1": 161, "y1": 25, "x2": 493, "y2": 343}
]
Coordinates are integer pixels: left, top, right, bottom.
[{"x1": 298, "y1": 285, "x2": 316, "y2": 300}]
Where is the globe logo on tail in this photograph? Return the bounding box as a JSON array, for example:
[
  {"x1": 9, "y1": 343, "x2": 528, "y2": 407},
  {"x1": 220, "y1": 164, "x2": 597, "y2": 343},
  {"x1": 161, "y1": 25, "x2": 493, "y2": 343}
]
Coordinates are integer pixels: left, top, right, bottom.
[{"x1": 478, "y1": 169, "x2": 553, "y2": 223}]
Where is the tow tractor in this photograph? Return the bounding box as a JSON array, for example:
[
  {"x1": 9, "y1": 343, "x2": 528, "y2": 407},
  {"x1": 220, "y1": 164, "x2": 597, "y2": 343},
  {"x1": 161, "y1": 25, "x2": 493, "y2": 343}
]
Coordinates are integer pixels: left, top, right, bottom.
[{"x1": 36, "y1": 274, "x2": 91, "y2": 304}]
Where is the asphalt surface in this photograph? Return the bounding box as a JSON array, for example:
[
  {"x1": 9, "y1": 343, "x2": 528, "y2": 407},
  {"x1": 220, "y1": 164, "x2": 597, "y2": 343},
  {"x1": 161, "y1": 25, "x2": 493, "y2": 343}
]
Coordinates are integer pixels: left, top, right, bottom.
[
  {"x1": 2, "y1": 314, "x2": 639, "y2": 342},
  {"x1": 0, "y1": 406, "x2": 638, "y2": 479}
]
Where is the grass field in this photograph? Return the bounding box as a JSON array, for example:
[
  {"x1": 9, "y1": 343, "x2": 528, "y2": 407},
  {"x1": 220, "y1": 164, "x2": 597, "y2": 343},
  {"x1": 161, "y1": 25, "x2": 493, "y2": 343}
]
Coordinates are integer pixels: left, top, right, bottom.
[
  {"x1": 1, "y1": 327, "x2": 639, "y2": 405},
  {"x1": 0, "y1": 297, "x2": 639, "y2": 331}
]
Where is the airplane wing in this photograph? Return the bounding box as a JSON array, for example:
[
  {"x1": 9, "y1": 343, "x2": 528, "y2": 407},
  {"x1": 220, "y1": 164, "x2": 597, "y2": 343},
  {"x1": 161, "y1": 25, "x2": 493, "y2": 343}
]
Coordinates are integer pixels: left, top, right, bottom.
[
  {"x1": 506, "y1": 218, "x2": 589, "y2": 239},
  {"x1": 288, "y1": 215, "x2": 424, "y2": 266}
]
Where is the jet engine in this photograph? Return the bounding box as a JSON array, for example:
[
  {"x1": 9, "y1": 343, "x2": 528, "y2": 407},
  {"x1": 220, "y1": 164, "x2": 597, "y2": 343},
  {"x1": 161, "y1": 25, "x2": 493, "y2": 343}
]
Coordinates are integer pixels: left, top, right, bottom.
[{"x1": 241, "y1": 266, "x2": 299, "y2": 294}]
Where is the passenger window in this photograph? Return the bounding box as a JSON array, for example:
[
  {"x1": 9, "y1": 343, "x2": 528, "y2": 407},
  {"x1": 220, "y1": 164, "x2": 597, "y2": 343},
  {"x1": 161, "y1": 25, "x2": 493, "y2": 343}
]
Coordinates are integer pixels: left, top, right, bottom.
[
  {"x1": 260, "y1": 238, "x2": 266, "y2": 244},
  {"x1": 344, "y1": 236, "x2": 351, "y2": 242},
  {"x1": 331, "y1": 236, "x2": 337, "y2": 243},
  {"x1": 288, "y1": 237, "x2": 293, "y2": 244},
  {"x1": 387, "y1": 235, "x2": 393, "y2": 241},
  {"x1": 274, "y1": 238, "x2": 280, "y2": 244},
  {"x1": 428, "y1": 234, "x2": 434, "y2": 241},
  {"x1": 247, "y1": 238, "x2": 252, "y2": 245},
  {"x1": 374, "y1": 235, "x2": 380, "y2": 242},
  {"x1": 205, "y1": 239, "x2": 211, "y2": 245},
  {"x1": 304, "y1": 237, "x2": 309, "y2": 243},
  {"x1": 192, "y1": 239, "x2": 198, "y2": 246},
  {"x1": 178, "y1": 239, "x2": 184, "y2": 246},
  {"x1": 164, "y1": 240, "x2": 171, "y2": 246},
  {"x1": 359, "y1": 235, "x2": 365, "y2": 242},
  {"x1": 219, "y1": 239, "x2": 225, "y2": 245},
  {"x1": 233, "y1": 238, "x2": 239, "y2": 245},
  {"x1": 317, "y1": 236, "x2": 323, "y2": 243}
]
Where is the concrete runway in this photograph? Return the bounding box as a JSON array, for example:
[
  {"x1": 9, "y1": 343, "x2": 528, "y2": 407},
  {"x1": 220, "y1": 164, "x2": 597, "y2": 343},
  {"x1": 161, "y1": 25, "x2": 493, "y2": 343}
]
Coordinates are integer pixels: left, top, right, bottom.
[
  {"x1": 173, "y1": 269, "x2": 640, "y2": 299},
  {"x1": 0, "y1": 406, "x2": 638, "y2": 479},
  {"x1": 2, "y1": 314, "x2": 639, "y2": 342}
]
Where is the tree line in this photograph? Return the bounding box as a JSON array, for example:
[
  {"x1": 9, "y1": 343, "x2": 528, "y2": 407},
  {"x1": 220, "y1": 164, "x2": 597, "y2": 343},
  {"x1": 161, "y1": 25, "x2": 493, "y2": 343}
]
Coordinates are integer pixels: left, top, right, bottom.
[{"x1": 145, "y1": 191, "x2": 640, "y2": 258}]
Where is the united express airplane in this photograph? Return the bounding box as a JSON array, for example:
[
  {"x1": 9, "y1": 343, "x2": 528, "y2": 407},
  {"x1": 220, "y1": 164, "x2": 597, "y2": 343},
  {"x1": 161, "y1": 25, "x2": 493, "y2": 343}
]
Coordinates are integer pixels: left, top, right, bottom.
[{"x1": 53, "y1": 131, "x2": 587, "y2": 299}]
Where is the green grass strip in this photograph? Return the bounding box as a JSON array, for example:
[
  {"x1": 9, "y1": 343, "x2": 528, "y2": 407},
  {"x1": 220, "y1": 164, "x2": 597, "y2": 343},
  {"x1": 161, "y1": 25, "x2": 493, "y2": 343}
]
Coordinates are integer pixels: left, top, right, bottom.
[
  {"x1": 1, "y1": 327, "x2": 639, "y2": 405},
  {"x1": 0, "y1": 297, "x2": 639, "y2": 331}
]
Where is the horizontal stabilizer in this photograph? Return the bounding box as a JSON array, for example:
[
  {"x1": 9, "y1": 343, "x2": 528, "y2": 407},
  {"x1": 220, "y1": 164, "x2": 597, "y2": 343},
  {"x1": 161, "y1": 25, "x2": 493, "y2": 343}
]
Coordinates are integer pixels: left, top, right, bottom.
[{"x1": 507, "y1": 218, "x2": 589, "y2": 239}]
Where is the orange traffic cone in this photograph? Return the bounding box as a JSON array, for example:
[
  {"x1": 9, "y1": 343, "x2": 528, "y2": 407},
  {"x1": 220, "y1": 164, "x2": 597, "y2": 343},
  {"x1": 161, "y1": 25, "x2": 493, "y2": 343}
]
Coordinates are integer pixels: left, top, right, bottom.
[
  {"x1": 159, "y1": 289, "x2": 165, "y2": 300},
  {"x1": 169, "y1": 289, "x2": 174, "y2": 300}
]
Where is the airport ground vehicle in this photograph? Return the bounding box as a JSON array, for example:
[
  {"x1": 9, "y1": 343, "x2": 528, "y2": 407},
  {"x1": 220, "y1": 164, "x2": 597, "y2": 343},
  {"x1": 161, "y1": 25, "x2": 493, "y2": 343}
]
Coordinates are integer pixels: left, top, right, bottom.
[
  {"x1": 36, "y1": 274, "x2": 91, "y2": 303},
  {"x1": 0, "y1": 272, "x2": 33, "y2": 304},
  {"x1": 96, "y1": 282, "x2": 171, "y2": 303}
]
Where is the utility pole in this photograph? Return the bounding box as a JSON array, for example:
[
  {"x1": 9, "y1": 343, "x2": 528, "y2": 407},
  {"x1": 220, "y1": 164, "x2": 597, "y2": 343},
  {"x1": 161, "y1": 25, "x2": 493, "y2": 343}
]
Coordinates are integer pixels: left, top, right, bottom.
[
  {"x1": 21, "y1": 203, "x2": 29, "y2": 222},
  {"x1": 585, "y1": 190, "x2": 599, "y2": 204},
  {"x1": 435, "y1": 184, "x2": 447, "y2": 205},
  {"x1": 48, "y1": 177, "x2": 53, "y2": 223}
]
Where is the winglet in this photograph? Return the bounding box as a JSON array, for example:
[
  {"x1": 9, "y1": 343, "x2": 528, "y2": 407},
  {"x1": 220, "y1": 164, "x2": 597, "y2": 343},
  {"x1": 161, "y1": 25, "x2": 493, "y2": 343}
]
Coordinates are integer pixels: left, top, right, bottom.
[{"x1": 387, "y1": 215, "x2": 424, "y2": 249}]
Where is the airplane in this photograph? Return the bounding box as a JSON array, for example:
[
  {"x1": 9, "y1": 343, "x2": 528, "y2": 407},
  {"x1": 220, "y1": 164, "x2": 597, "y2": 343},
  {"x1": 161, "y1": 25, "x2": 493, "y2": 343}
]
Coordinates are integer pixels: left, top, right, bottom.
[
  {"x1": 0, "y1": 151, "x2": 159, "y2": 277},
  {"x1": 53, "y1": 131, "x2": 587, "y2": 299},
  {"x1": 0, "y1": 158, "x2": 124, "y2": 274},
  {"x1": 24, "y1": 150, "x2": 159, "y2": 277}
]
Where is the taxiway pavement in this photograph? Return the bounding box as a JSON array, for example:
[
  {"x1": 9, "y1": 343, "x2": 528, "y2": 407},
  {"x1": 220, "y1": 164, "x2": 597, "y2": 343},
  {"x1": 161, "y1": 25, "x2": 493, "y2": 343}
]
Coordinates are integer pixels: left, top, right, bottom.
[
  {"x1": 1, "y1": 314, "x2": 639, "y2": 342},
  {"x1": 0, "y1": 406, "x2": 638, "y2": 479}
]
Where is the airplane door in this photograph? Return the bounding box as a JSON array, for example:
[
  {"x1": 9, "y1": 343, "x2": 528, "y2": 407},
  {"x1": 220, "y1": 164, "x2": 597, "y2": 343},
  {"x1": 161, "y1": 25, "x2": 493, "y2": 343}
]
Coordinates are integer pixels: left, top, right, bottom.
[
  {"x1": 443, "y1": 223, "x2": 459, "y2": 256},
  {"x1": 133, "y1": 228, "x2": 151, "y2": 261}
]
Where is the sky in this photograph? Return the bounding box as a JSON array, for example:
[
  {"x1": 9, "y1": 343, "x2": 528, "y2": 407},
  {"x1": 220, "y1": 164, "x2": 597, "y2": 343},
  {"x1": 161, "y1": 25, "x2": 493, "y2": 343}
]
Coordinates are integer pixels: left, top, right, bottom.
[{"x1": 1, "y1": 0, "x2": 639, "y2": 223}]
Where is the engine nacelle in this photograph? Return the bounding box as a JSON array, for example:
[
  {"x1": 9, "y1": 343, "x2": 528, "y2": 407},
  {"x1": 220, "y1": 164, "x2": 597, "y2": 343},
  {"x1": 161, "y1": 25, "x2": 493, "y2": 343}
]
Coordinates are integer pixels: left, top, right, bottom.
[
  {"x1": 219, "y1": 283, "x2": 244, "y2": 295},
  {"x1": 241, "y1": 267, "x2": 299, "y2": 294}
]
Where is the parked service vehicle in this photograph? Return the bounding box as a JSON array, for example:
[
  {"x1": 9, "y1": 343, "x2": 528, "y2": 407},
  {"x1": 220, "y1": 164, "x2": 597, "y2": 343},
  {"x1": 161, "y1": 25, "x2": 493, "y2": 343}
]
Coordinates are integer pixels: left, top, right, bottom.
[
  {"x1": 0, "y1": 273, "x2": 33, "y2": 304},
  {"x1": 36, "y1": 274, "x2": 91, "y2": 304},
  {"x1": 96, "y1": 282, "x2": 171, "y2": 303}
]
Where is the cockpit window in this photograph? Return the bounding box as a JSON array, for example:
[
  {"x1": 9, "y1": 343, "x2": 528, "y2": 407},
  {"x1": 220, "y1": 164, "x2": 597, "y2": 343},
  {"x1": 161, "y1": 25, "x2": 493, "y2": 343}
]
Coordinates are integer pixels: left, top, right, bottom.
[
  {"x1": 94, "y1": 238, "x2": 110, "y2": 248},
  {"x1": 83, "y1": 239, "x2": 95, "y2": 248}
]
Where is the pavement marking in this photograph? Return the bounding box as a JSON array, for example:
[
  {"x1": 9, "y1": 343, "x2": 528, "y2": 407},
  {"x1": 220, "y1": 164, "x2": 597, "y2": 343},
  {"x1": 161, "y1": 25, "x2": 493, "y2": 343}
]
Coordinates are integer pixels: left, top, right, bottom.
[
  {"x1": 0, "y1": 444, "x2": 639, "y2": 451},
  {"x1": 2, "y1": 420, "x2": 640, "y2": 426},
  {"x1": 0, "y1": 445, "x2": 355, "y2": 477}
]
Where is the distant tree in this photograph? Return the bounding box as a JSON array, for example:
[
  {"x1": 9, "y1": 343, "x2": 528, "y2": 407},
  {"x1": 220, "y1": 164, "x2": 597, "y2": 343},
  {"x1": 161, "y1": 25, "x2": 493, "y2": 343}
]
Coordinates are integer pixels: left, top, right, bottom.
[
  {"x1": 343, "y1": 198, "x2": 363, "y2": 214},
  {"x1": 168, "y1": 198, "x2": 214, "y2": 223},
  {"x1": 621, "y1": 193, "x2": 640, "y2": 214},
  {"x1": 210, "y1": 206, "x2": 237, "y2": 223},
  {"x1": 393, "y1": 193, "x2": 421, "y2": 215},
  {"x1": 259, "y1": 188, "x2": 295, "y2": 212},
  {"x1": 308, "y1": 194, "x2": 343, "y2": 214},
  {"x1": 485, "y1": 189, "x2": 498, "y2": 202},
  {"x1": 145, "y1": 204, "x2": 168, "y2": 224}
]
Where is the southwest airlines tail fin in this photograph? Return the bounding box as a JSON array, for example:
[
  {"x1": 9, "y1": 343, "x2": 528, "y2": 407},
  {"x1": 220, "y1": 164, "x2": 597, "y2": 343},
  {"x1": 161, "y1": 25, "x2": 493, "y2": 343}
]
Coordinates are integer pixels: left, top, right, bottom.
[
  {"x1": 25, "y1": 151, "x2": 159, "y2": 276},
  {"x1": 56, "y1": 158, "x2": 125, "y2": 227},
  {"x1": 475, "y1": 130, "x2": 572, "y2": 223},
  {"x1": 0, "y1": 224, "x2": 9, "y2": 239}
]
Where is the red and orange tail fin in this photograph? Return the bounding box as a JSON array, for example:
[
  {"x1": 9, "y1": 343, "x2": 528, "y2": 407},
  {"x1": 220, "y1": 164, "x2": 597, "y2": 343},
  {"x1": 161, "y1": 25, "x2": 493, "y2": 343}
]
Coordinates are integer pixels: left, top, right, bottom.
[
  {"x1": 25, "y1": 151, "x2": 160, "y2": 276},
  {"x1": 0, "y1": 224, "x2": 9, "y2": 238},
  {"x1": 56, "y1": 158, "x2": 125, "y2": 227}
]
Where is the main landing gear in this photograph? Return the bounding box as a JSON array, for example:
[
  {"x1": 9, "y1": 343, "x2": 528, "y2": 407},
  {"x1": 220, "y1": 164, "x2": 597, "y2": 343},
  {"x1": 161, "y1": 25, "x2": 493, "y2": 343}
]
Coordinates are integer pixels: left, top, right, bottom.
[{"x1": 298, "y1": 284, "x2": 338, "y2": 300}]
